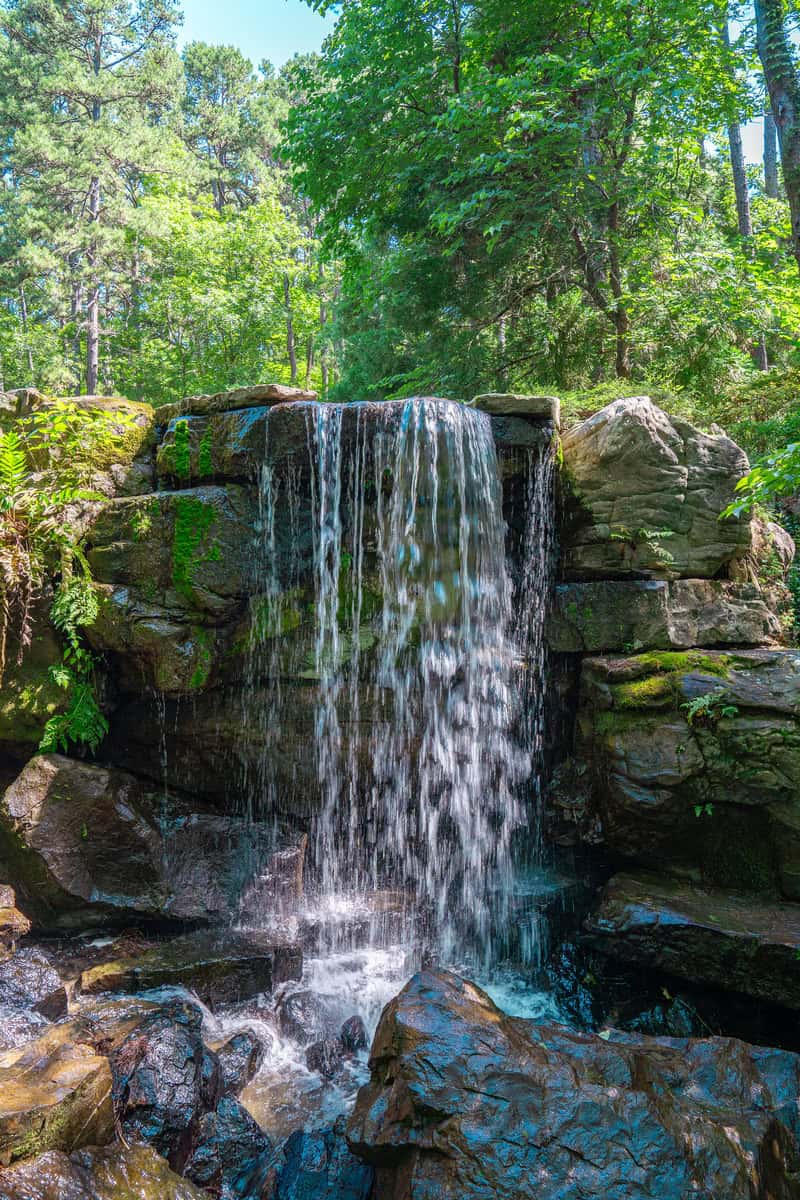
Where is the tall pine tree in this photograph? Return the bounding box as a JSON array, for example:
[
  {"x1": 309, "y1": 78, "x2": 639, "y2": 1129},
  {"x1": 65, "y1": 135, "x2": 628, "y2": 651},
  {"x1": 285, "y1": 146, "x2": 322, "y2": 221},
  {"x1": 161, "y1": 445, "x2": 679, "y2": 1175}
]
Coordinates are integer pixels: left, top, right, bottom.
[{"x1": 0, "y1": 0, "x2": 183, "y2": 392}]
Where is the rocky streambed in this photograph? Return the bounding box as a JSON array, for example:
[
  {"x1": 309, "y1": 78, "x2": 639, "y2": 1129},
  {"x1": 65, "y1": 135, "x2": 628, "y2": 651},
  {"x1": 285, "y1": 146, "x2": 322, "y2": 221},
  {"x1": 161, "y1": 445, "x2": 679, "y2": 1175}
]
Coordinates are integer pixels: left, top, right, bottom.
[{"x1": 0, "y1": 385, "x2": 799, "y2": 1197}]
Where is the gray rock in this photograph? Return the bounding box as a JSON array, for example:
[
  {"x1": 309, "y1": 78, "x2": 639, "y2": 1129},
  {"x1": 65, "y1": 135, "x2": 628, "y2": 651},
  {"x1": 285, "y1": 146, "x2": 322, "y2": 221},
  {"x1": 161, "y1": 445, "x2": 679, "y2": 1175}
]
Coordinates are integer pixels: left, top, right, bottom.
[
  {"x1": 561, "y1": 396, "x2": 751, "y2": 579},
  {"x1": 585, "y1": 872, "x2": 800, "y2": 1009},
  {"x1": 183, "y1": 1096, "x2": 273, "y2": 1200},
  {"x1": 348, "y1": 968, "x2": 800, "y2": 1200},
  {"x1": 0, "y1": 947, "x2": 66, "y2": 1020},
  {"x1": 472, "y1": 392, "x2": 560, "y2": 424},
  {"x1": 548, "y1": 578, "x2": 781, "y2": 652},
  {"x1": 0, "y1": 754, "x2": 299, "y2": 929}
]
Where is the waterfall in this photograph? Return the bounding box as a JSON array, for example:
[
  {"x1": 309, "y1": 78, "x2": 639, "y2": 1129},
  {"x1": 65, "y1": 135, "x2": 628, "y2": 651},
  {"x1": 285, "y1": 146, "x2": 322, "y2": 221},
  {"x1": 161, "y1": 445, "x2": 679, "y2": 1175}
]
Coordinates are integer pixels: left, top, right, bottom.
[{"x1": 295, "y1": 398, "x2": 556, "y2": 971}]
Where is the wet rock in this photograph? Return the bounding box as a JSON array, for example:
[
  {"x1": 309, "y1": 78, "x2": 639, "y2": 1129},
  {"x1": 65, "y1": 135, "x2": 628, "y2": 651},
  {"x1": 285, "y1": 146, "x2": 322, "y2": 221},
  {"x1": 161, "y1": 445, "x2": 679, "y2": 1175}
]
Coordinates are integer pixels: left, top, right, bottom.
[
  {"x1": 213, "y1": 1028, "x2": 265, "y2": 1096},
  {"x1": 340, "y1": 1015, "x2": 368, "y2": 1054},
  {"x1": 548, "y1": 578, "x2": 780, "y2": 653},
  {"x1": 585, "y1": 872, "x2": 800, "y2": 1010},
  {"x1": 305, "y1": 1037, "x2": 344, "y2": 1080},
  {"x1": 109, "y1": 997, "x2": 215, "y2": 1170},
  {"x1": 79, "y1": 929, "x2": 302, "y2": 1009},
  {"x1": 0, "y1": 1143, "x2": 209, "y2": 1199},
  {"x1": 277, "y1": 989, "x2": 337, "y2": 1045},
  {"x1": 561, "y1": 396, "x2": 750, "y2": 579},
  {"x1": 184, "y1": 1096, "x2": 273, "y2": 1199},
  {"x1": 348, "y1": 968, "x2": 800, "y2": 1200},
  {"x1": 0, "y1": 754, "x2": 293, "y2": 929},
  {"x1": 622, "y1": 994, "x2": 705, "y2": 1039},
  {"x1": 0, "y1": 886, "x2": 30, "y2": 956},
  {"x1": 569, "y1": 649, "x2": 800, "y2": 894},
  {"x1": 264, "y1": 1118, "x2": 373, "y2": 1200},
  {"x1": 0, "y1": 1032, "x2": 113, "y2": 1165},
  {"x1": 0, "y1": 1008, "x2": 50, "y2": 1052},
  {"x1": 0, "y1": 947, "x2": 67, "y2": 1019}
]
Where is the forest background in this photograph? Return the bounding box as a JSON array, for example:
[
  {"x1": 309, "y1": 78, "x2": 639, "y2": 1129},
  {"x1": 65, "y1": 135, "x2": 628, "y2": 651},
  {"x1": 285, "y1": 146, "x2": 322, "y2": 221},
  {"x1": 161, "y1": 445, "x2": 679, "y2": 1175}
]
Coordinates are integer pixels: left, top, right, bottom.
[{"x1": 1, "y1": 0, "x2": 799, "y2": 474}]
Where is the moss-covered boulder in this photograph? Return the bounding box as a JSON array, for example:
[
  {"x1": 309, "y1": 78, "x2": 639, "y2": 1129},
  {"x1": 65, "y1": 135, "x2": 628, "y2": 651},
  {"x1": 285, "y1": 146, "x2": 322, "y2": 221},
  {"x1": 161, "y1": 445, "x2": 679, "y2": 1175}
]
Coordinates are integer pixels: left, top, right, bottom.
[
  {"x1": 0, "y1": 1034, "x2": 113, "y2": 1165},
  {"x1": 565, "y1": 649, "x2": 800, "y2": 895},
  {"x1": 560, "y1": 397, "x2": 751, "y2": 579},
  {"x1": 0, "y1": 1144, "x2": 210, "y2": 1200}
]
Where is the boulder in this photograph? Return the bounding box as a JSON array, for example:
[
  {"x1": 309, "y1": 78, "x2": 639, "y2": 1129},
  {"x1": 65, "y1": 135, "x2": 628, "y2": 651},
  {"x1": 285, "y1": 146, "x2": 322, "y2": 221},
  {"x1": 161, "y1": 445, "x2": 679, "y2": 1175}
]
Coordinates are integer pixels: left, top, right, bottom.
[
  {"x1": 212, "y1": 1028, "x2": 265, "y2": 1096},
  {"x1": 585, "y1": 872, "x2": 800, "y2": 1009},
  {"x1": 0, "y1": 1144, "x2": 209, "y2": 1200},
  {"x1": 340, "y1": 1015, "x2": 368, "y2": 1054},
  {"x1": 560, "y1": 397, "x2": 751, "y2": 579},
  {"x1": 0, "y1": 754, "x2": 296, "y2": 929},
  {"x1": 0, "y1": 1034, "x2": 113, "y2": 1165},
  {"x1": 277, "y1": 989, "x2": 339, "y2": 1045},
  {"x1": 183, "y1": 1096, "x2": 273, "y2": 1199},
  {"x1": 348, "y1": 969, "x2": 800, "y2": 1200},
  {"x1": 108, "y1": 997, "x2": 217, "y2": 1170},
  {"x1": 264, "y1": 1119, "x2": 373, "y2": 1200},
  {"x1": 155, "y1": 382, "x2": 317, "y2": 425},
  {"x1": 79, "y1": 929, "x2": 302, "y2": 1009},
  {"x1": 548, "y1": 579, "x2": 781, "y2": 653},
  {"x1": 305, "y1": 1037, "x2": 344, "y2": 1080},
  {"x1": 567, "y1": 649, "x2": 800, "y2": 894},
  {"x1": 0, "y1": 947, "x2": 67, "y2": 1020}
]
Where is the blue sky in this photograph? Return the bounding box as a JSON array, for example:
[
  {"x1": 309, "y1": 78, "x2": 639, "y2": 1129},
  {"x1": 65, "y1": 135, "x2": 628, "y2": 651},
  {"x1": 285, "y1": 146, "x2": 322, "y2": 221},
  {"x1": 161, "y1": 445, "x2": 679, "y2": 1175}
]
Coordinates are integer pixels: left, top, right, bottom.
[{"x1": 179, "y1": 0, "x2": 336, "y2": 67}]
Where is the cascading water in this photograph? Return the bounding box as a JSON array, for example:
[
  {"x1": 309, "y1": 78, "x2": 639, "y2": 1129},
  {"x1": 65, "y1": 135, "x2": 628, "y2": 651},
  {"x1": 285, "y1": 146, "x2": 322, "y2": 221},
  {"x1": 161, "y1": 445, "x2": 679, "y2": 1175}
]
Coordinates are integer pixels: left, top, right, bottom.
[{"x1": 230, "y1": 397, "x2": 558, "y2": 1135}]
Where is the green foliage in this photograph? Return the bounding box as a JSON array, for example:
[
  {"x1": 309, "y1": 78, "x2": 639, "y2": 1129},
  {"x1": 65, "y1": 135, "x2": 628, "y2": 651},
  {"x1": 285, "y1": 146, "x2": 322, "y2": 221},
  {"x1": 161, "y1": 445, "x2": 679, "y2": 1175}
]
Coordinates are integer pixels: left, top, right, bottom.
[
  {"x1": 40, "y1": 576, "x2": 107, "y2": 754},
  {"x1": 682, "y1": 690, "x2": 740, "y2": 727},
  {"x1": 723, "y1": 443, "x2": 800, "y2": 517}
]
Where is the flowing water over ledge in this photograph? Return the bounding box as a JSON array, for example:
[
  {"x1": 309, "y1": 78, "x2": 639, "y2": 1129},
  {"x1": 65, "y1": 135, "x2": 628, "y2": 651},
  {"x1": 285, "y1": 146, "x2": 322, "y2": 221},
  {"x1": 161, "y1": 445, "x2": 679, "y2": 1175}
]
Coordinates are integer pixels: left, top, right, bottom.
[{"x1": 227, "y1": 396, "x2": 559, "y2": 1128}]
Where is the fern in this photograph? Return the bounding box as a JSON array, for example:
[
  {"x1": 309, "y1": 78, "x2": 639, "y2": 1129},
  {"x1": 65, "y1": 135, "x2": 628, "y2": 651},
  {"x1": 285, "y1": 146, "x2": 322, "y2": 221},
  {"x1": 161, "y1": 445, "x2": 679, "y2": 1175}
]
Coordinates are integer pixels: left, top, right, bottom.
[{"x1": 0, "y1": 430, "x2": 27, "y2": 502}]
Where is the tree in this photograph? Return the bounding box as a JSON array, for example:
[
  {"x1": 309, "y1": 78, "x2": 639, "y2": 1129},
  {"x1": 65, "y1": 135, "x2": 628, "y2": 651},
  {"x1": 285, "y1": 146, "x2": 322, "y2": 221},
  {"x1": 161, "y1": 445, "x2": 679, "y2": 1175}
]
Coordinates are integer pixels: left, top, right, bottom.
[
  {"x1": 181, "y1": 41, "x2": 286, "y2": 211},
  {"x1": 292, "y1": 0, "x2": 768, "y2": 395},
  {"x1": 754, "y1": 0, "x2": 800, "y2": 272},
  {"x1": 0, "y1": 0, "x2": 183, "y2": 393}
]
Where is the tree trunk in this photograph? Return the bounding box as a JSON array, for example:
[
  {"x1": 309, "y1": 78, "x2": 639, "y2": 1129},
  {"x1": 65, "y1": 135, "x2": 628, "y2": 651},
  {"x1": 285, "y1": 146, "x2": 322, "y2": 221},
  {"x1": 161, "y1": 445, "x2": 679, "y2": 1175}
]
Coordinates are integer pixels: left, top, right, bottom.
[
  {"x1": 764, "y1": 108, "x2": 780, "y2": 198},
  {"x1": 608, "y1": 203, "x2": 631, "y2": 379},
  {"x1": 86, "y1": 175, "x2": 101, "y2": 395},
  {"x1": 283, "y1": 273, "x2": 297, "y2": 384},
  {"x1": 18, "y1": 286, "x2": 34, "y2": 378},
  {"x1": 722, "y1": 22, "x2": 753, "y2": 238},
  {"x1": 754, "y1": 0, "x2": 800, "y2": 272}
]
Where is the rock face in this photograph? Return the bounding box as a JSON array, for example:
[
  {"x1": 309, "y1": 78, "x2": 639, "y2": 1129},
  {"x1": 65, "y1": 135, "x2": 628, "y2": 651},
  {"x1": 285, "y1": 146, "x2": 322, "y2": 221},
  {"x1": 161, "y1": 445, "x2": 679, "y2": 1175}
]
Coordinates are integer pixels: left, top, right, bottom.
[
  {"x1": 586, "y1": 872, "x2": 800, "y2": 1009},
  {"x1": 0, "y1": 948, "x2": 67, "y2": 1020},
  {"x1": 0, "y1": 1144, "x2": 210, "y2": 1200},
  {"x1": 549, "y1": 579, "x2": 781, "y2": 652},
  {"x1": 183, "y1": 1096, "x2": 273, "y2": 1200},
  {"x1": 0, "y1": 754, "x2": 298, "y2": 929},
  {"x1": 348, "y1": 969, "x2": 800, "y2": 1200},
  {"x1": 569, "y1": 648, "x2": 800, "y2": 895},
  {"x1": 561, "y1": 397, "x2": 751, "y2": 579}
]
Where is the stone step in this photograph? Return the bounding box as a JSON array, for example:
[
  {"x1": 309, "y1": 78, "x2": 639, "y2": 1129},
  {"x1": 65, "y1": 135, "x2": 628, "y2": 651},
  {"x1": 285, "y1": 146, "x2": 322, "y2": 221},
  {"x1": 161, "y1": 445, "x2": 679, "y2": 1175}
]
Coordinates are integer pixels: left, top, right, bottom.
[{"x1": 585, "y1": 871, "x2": 800, "y2": 1009}]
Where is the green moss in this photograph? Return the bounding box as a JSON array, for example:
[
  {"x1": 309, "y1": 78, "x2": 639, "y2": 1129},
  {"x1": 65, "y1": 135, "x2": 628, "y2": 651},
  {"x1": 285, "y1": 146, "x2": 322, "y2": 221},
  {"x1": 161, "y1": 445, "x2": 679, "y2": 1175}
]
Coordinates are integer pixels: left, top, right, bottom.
[
  {"x1": 171, "y1": 497, "x2": 218, "y2": 603},
  {"x1": 188, "y1": 627, "x2": 213, "y2": 690},
  {"x1": 634, "y1": 650, "x2": 732, "y2": 677},
  {"x1": 612, "y1": 673, "x2": 678, "y2": 709},
  {"x1": 198, "y1": 425, "x2": 214, "y2": 476},
  {"x1": 173, "y1": 419, "x2": 191, "y2": 479}
]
